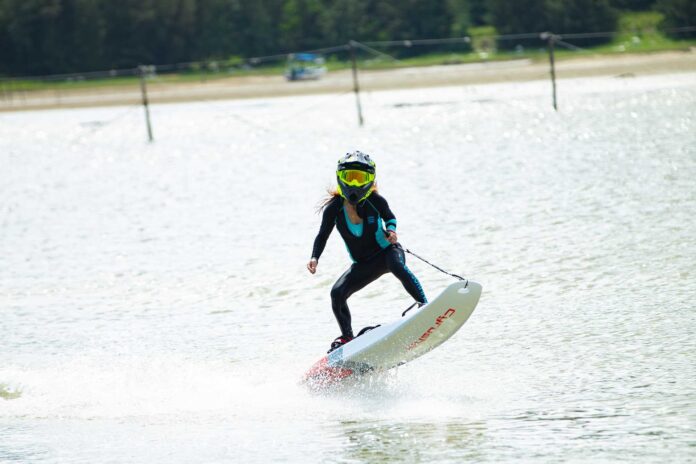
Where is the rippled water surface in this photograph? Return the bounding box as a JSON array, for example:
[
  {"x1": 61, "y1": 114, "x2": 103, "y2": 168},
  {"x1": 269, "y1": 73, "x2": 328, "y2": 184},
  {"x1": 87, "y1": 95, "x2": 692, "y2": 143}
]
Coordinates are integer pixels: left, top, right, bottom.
[{"x1": 2, "y1": 73, "x2": 695, "y2": 463}]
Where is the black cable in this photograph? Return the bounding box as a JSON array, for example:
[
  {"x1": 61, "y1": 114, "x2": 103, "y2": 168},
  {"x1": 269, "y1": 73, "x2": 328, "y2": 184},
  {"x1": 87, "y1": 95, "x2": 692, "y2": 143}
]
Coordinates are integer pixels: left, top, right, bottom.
[{"x1": 404, "y1": 248, "x2": 468, "y2": 286}]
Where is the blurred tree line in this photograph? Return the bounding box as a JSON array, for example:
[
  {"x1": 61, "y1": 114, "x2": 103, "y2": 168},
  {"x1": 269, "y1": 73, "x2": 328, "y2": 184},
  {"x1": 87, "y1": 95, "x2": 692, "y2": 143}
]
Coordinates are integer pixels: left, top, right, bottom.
[{"x1": 0, "y1": 0, "x2": 692, "y2": 76}]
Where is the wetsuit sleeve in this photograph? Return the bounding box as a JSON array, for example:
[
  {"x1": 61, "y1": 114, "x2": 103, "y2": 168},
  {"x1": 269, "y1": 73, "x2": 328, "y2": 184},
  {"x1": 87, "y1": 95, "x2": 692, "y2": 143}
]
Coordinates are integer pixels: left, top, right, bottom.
[
  {"x1": 371, "y1": 193, "x2": 397, "y2": 232},
  {"x1": 311, "y1": 199, "x2": 339, "y2": 260}
]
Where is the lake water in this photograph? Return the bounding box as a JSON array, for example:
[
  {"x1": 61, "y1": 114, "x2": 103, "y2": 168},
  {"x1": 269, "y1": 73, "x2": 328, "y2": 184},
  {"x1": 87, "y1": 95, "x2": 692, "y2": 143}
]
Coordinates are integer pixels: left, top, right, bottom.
[{"x1": 1, "y1": 72, "x2": 695, "y2": 463}]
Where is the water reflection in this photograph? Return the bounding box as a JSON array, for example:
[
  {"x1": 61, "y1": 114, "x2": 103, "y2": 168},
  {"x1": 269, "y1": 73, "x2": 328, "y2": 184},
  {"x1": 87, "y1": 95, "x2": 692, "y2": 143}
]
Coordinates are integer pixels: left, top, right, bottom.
[
  {"x1": 0, "y1": 383, "x2": 22, "y2": 400},
  {"x1": 1, "y1": 73, "x2": 695, "y2": 463},
  {"x1": 337, "y1": 419, "x2": 487, "y2": 462}
]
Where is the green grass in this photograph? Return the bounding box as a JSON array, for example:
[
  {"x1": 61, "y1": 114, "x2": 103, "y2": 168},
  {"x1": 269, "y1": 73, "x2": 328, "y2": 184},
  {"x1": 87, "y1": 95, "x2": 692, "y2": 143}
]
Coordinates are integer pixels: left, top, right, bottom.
[
  {"x1": 2, "y1": 10, "x2": 694, "y2": 94},
  {"x1": 590, "y1": 10, "x2": 696, "y2": 53},
  {"x1": 353, "y1": 10, "x2": 696, "y2": 69},
  {"x1": 0, "y1": 62, "x2": 290, "y2": 92}
]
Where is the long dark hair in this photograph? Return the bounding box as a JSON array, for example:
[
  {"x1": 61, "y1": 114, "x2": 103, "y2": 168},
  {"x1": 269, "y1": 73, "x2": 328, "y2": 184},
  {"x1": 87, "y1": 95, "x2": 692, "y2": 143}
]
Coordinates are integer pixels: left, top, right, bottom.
[{"x1": 316, "y1": 187, "x2": 340, "y2": 213}]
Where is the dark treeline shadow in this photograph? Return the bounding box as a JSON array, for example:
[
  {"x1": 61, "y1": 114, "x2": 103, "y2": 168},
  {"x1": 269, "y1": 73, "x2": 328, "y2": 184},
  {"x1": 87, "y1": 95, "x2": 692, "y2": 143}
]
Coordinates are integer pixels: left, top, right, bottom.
[{"x1": 0, "y1": 0, "x2": 691, "y2": 76}]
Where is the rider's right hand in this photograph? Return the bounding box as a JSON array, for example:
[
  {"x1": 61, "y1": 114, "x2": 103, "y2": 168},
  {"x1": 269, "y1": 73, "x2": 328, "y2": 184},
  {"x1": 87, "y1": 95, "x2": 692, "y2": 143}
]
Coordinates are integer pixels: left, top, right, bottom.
[{"x1": 307, "y1": 258, "x2": 318, "y2": 274}]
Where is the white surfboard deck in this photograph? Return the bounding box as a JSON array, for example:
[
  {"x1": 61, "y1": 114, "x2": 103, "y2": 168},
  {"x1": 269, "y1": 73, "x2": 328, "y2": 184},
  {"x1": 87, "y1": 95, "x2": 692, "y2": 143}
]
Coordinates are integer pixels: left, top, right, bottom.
[{"x1": 303, "y1": 280, "x2": 482, "y2": 389}]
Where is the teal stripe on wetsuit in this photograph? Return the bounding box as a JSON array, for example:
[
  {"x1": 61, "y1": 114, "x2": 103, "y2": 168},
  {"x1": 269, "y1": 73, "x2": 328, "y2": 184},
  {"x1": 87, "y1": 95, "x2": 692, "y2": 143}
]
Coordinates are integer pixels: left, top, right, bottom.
[
  {"x1": 342, "y1": 208, "x2": 363, "y2": 263},
  {"x1": 372, "y1": 211, "x2": 424, "y2": 303},
  {"x1": 376, "y1": 218, "x2": 426, "y2": 303},
  {"x1": 375, "y1": 217, "x2": 391, "y2": 249},
  {"x1": 311, "y1": 193, "x2": 404, "y2": 264},
  {"x1": 342, "y1": 201, "x2": 393, "y2": 262},
  {"x1": 397, "y1": 249, "x2": 427, "y2": 303},
  {"x1": 344, "y1": 208, "x2": 364, "y2": 237}
]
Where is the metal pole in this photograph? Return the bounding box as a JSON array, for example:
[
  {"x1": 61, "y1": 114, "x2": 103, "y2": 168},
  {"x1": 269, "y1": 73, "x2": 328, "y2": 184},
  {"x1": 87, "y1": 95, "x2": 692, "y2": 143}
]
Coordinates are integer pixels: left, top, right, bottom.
[
  {"x1": 19, "y1": 78, "x2": 26, "y2": 103},
  {"x1": 54, "y1": 78, "x2": 61, "y2": 106},
  {"x1": 543, "y1": 32, "x2": 558, "y2": 111},
  {"x1": 349, "y1": 41, "x2": 364, "y2": 126},
  {"x1": 139, "y1": 65, "x2": 154, "y2": 142},
  {"x1": 8, "y1": 79, "x2": 14, "y2": 105}
]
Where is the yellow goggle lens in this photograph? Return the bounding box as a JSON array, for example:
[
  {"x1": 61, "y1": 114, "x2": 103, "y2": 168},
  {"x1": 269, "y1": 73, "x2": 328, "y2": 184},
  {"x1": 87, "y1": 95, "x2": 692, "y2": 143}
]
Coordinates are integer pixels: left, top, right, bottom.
[{"x1": 339, "y1": 170, "x2": 374, "y2": 186}]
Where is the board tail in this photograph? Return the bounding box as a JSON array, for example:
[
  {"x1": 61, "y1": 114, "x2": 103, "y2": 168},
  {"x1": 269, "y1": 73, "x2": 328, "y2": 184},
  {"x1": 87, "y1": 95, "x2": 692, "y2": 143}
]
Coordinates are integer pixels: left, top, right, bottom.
[{"x1": 302, "y1": 356, "x2": 355, "y2": 390}]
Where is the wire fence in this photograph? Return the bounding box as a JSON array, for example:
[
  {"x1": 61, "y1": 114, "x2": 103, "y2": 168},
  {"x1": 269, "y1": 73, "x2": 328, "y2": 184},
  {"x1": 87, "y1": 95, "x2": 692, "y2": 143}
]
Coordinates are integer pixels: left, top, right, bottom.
[{"x1": 1, "y1": 26, "x2": 694, "y2": 139}]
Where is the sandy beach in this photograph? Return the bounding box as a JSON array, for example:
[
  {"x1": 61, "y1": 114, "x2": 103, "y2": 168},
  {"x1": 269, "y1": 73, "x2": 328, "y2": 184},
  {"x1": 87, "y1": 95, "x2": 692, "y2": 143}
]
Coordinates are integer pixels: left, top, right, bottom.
[{"x1": 1, "y1": 50, "x2": 695, "y2": 111}]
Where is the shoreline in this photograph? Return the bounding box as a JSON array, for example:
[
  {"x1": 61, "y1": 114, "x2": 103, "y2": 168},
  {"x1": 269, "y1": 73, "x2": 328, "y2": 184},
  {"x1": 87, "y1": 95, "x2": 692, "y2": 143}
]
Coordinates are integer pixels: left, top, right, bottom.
[{"x1": 1, "y1": 50, "x2": 695, "y2": 112}]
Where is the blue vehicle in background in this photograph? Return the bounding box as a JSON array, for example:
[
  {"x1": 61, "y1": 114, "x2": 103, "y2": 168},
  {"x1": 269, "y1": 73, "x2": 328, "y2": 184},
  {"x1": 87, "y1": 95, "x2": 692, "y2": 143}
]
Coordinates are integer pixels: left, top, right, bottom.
[{"x1": 285, "y1": 53, "x2": 327, "y2": 81}]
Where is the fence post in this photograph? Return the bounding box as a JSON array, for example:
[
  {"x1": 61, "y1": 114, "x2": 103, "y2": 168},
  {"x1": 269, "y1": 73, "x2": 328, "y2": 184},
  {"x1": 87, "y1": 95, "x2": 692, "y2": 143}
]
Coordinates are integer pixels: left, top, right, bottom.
[
  {"x1": 0, "y1": 79, "x2": 7, "y2": 104},
  {"x1": 7, "y1": 79, "x2": 14, "y2": 105},
  {"x1": 53, "y1": 78, "x2": 61, "y2": 106},
  {"x1": 348, "y1": 40, "x2": 364, "y2": 126},
  {"x1": 541, "y1": 32, "x2": 558, "y2": 111},
  {"x1": 138, "y1": 65, "x2": 154, "y2": 142}
]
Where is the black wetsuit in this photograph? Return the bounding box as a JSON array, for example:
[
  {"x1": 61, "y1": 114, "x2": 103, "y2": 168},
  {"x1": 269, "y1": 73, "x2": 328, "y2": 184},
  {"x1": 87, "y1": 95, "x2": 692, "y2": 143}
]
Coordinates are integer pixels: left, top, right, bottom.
[{"x1": 311, "y1": 193, "x2": 427, "y2": 338}]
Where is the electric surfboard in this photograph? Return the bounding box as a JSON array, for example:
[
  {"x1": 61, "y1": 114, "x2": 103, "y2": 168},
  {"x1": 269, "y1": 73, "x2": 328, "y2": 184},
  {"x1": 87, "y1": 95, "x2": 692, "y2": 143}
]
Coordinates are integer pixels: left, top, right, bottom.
[{"x1": 303, "y1": 280, "x2": 482, "y2": 390}]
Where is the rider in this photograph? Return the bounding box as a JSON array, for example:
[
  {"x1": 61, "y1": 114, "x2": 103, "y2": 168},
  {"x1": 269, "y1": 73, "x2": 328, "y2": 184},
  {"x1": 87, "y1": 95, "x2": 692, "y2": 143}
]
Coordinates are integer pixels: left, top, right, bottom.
[{"x1": 307, "y1": 151, "x2": 427, "y2": 353}]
